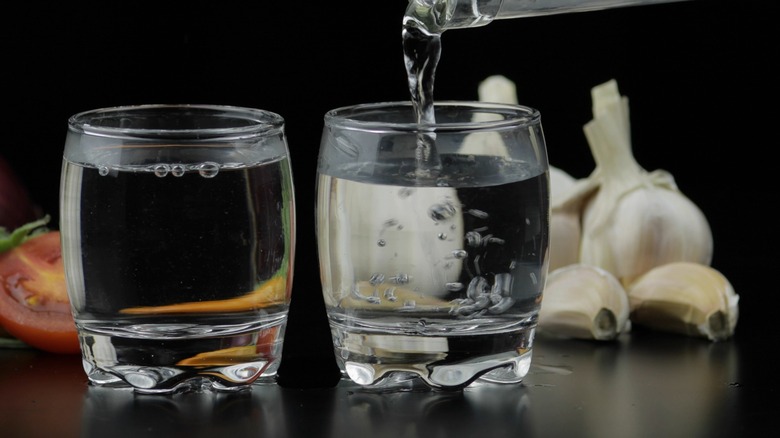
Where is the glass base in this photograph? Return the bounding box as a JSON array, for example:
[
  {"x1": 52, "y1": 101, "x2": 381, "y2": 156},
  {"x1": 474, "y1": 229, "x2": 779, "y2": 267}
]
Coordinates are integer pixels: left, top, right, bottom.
[
  {"x1": 331, "y1": 324, "x2": 535, "y2": 391},
  {"x1": 77, "y1": 325, "x2": 284, "y2": 394}
]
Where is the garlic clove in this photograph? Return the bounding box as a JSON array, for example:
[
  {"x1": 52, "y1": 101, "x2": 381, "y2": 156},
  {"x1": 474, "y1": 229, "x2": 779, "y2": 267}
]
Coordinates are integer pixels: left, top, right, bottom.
[
  {"x1": 549, "y1": 166, "x2": 583, "y2": 271},
  {"x1": 461, "y1": 75, "x2": 519, "y2": 155},
  {"x1": 550, "y1": 165, "x2": 576, "y2": 200},
  {"x1": 549, "y1": 210, "x2": 580, "y2": 272},
  {"x1": 477, "y1": 74, "x2": 519, "y2": 105},
  {"x1": 549, "y1": 174, "x2": 599, "y2": 272},
  {"x1": 627, "y1": 262, "x2": 739, "y2": 341},
  {"x1": 538, "y1": 264, "x2": 630, "y2": 341}
]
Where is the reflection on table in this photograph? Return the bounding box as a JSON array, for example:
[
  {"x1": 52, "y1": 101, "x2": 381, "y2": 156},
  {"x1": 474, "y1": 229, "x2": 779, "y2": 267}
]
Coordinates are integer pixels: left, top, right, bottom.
[{"x1": 0, "y1": 330, "x2": 758, "y2": 438}]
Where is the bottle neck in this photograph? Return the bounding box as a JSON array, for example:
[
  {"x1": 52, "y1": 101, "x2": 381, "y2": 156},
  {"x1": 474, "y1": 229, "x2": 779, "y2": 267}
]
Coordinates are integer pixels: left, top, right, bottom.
[
  {"x1": 495, "y1": 0, "x2": 691, "y2": 19},
  {"x1": 405, "y1": 0, "x2": 692, "y2": 32},
  {"x1": 404, "y1": 0, "x2": 502, "y2": 33}
]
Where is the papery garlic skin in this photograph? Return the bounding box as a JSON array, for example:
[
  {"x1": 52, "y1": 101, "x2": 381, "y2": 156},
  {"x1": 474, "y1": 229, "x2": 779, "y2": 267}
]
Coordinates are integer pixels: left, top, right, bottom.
[
  {"x1": 628, "y1": 262, "x2": 739, "y2": 341},
  {"x1": 578, "y1": 79, "x2": 713, "y2": 286},
  {"x1": 538, "y1": 264, "x2": 630, "y2": 341}
]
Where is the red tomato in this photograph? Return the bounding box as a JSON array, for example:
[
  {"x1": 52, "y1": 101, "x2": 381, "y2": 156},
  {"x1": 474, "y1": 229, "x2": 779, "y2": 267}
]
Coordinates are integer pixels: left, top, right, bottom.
[{"x1": 0, "y1": 231, "x2": 80, "y2": 354}]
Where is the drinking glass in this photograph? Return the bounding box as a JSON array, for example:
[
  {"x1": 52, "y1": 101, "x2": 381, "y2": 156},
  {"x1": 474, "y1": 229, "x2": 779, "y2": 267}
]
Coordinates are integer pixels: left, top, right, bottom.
[
  {"x1": 316, "y1": 101, "x2": 550, "y2": 390},
  {"x1": 60, "y1": 104, "x2": 295, "y2": 393}
]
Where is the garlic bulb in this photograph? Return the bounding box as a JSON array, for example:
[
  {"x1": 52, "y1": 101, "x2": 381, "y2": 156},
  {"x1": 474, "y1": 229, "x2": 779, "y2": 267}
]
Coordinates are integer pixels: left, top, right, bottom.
[
  {"x1": 628, "y1": 262, "x2": 739, "y2": 341},
  {"x1": 579, "y1": 79, "x2": 713, "y2": 286},
  {"x1": 538, "y1": 264, "x2": 630, "y2": 341}
]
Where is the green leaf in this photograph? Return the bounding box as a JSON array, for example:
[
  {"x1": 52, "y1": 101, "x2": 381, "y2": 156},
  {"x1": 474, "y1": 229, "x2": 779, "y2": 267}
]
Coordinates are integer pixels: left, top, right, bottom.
[{"x1": 0, "y1": 215, "x2": 51, "y2": 254}]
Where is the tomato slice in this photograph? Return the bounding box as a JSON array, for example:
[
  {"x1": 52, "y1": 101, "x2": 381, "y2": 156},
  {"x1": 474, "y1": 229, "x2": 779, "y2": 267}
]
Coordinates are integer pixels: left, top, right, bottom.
[{"x1": 0, "y1": 231, "x2": 80, "y2": 354}]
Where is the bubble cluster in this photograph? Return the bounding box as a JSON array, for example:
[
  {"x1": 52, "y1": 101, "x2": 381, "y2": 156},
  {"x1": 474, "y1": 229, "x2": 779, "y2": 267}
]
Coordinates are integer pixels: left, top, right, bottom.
[
  {"x1": 389, "y1": 274, "x2": 410, "y2": 285},
  {"x1": 369, "y1": 273, "x2": 385, "y2": 285},
  {"x1": 451, "y1": 273, "x2": 515, "y2": 318},
  {"x1": 96, "y1": 162, "x2": 224, "y2": 178},
  {"x1": 347, "y1": 186, "x2": 522, "y2": 320}
]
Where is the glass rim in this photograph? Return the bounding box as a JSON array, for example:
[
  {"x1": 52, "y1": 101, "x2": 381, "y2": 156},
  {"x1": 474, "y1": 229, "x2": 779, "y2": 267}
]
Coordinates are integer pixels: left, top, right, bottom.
[
  {"x1": 324, "y1": 100, "x2": 541, "y2": 133},
  {"x1": 68, "y1": 104, "x2": 285, "y2": 140}
]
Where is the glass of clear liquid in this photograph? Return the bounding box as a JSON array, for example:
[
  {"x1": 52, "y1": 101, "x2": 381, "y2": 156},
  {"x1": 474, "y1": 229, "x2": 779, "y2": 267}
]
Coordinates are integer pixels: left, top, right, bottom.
[
  {"x1": 316, "y1": 101, "x2": 550, "y2": 390},
  {"x1": 60, "y1": 104, "x2": 296, "y2": 394}
]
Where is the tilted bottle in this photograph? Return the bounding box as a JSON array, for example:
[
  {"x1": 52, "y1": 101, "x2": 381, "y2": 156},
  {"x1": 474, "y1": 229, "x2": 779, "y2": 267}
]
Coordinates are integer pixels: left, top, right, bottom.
[{"x1": 405, "y1": 0, "x2": 692, "y2": 32}]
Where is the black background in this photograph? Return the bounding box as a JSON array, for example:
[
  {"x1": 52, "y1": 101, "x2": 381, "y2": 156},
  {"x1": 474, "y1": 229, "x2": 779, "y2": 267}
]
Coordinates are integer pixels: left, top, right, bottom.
[{"x1": 1, "y1": 0, "x2": 776, "y2": 387}]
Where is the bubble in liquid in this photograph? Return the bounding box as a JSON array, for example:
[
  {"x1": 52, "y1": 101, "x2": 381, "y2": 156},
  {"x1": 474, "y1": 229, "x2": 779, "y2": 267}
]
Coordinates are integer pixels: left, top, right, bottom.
[
  {"x1": 153, "y1": 164, "x2": 170, "y2": 177},
  {"x1": 198, "y1": 162, "x2": 220, "y2": 178},
  {"x1": 383, "y1": 219, "x2": 399, "y2": 228},
  {"x1": 488, "y1": 297, "x2": 515, "y2": 314},
  {"x1": 98, "y1": 166, "x2": 109, "y2": 176},
  {"x1": 467, "y1": 276, "x2": 488, "y2": 300},
  {"x1": 437, "y1": 233, "x2": 447, "y2": 240},
  {"x1": 171, "y1": 164, "x2": 186, "y2": 177},
  {"x1": 445, "y1": 282, "x2": 464, "y2": 292},
  {"x1": 390, "y1": 273, "x2": 410, "y2": 285},
  {"x1": 465, "y1": 231, "x2": 482, "y2": 247},
  {"x1": 369, "y1": 273, "x2": 385, "y2": 285},
  {"x1": 428, "y1": 199, "x2": 457, "y2": 222},
  {"x1": 494, "y1": 273, "x2": 513, "y2": 297},
  {"x1": 467, "y1": 209, "x2": 489, "y2": 219},
  {"x1": 377, "y1": 239, "x2": 387, "y2": 247},
  {"x1": 398, "y1": 187, "x2": 415, "y2": 198},
  {"x1": 452, "y1": 249, "x2": 468, "y2": 259}
]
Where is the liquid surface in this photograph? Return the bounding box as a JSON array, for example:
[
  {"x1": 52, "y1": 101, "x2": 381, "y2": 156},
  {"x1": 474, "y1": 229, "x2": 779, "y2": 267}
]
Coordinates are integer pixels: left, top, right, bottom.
[{"x1": 60, "y1": 157, "x2": 295, "y2": 392}]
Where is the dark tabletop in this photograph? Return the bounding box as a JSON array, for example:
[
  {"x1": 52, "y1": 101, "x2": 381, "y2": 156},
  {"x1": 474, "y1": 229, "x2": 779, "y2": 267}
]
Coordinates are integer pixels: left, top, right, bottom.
[{"x1": 0, "y1": 327, "x2": 772, "y2": 438}]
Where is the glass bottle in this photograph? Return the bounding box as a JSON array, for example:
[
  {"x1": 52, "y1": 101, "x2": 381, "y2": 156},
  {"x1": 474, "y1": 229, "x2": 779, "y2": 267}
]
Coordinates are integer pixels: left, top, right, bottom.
[{"x1": 405, "y1": 0, "x2": 692, "y2": 32}]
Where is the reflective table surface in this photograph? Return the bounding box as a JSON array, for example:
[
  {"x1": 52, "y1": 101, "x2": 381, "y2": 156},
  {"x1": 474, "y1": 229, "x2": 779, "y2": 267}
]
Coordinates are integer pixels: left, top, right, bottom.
[{"x1": 0, "y1": 328, "x2": 770, "y2": 438}]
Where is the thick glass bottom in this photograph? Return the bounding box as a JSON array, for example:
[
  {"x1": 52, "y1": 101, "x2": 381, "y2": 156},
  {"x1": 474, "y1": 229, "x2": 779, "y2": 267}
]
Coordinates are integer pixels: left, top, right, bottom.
[
  {"x1": 76, "y1": 320, "x2": 285, "y2": 394},
  {"x1": 330, "y1": 321, "x2": 535, "y2": 390}
]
